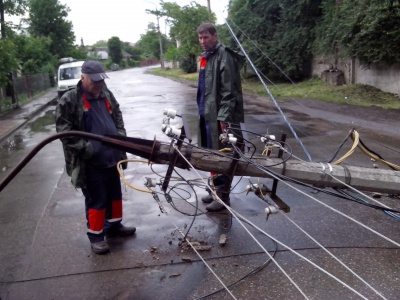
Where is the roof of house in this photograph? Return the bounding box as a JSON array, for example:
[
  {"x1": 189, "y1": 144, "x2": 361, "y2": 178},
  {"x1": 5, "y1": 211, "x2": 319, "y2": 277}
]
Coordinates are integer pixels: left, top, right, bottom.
[{"x1": 93, "y1": 47, "x2": 133, "y2": 58}]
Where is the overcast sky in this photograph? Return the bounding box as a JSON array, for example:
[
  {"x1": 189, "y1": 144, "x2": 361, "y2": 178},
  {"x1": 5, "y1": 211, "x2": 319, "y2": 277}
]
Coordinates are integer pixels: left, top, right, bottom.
[{"x1": 60, "y1": 0, "x2": 230, "y2": 45}]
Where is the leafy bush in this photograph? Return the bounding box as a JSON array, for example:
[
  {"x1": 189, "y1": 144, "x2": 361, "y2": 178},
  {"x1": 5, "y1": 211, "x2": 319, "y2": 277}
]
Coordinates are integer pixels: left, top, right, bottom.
[{"x1": 179, "y1": 55, "x2": 197, "y2": 73}]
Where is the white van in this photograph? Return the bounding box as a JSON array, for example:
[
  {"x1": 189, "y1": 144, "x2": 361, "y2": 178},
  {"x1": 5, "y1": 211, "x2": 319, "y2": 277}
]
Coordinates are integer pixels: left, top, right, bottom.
[{"x1": 57, "y1": 60, "x2": 85, "y2": 99}]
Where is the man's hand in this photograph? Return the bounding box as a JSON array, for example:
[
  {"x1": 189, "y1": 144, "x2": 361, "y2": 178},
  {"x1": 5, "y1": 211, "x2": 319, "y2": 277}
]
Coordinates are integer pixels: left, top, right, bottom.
[
  {"x1": 219, "y1": 121, "x2": 228, "y2": 132},
  {"x1": 81, "y1": 141, "x2": 93, "y2": 159}
]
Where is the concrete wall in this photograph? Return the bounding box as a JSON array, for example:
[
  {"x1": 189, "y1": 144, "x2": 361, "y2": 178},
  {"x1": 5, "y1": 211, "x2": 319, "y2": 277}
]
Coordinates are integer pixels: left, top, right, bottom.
[{"x1": 312, "y1": 57, "x2": 400, "y2": 95}]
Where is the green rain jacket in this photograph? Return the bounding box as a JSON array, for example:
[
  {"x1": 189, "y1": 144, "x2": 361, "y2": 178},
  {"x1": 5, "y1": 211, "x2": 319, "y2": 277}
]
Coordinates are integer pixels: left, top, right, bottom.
[
  {"x1": 55, "y1": 81, "x2": 127, "y2": 188},
  {"x1": 200, "y1": 42, "x2": 245, "y2": 150}
]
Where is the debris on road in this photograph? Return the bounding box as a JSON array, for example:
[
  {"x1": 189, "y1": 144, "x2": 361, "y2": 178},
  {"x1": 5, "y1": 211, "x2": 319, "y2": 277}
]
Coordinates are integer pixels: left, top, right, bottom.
[{"x1": 219, "y1": 234, "x2": 227, "y2": 246}]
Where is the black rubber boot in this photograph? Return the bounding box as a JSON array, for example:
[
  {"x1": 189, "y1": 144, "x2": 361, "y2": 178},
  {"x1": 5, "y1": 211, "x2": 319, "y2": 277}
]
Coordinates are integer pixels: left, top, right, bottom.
[
  {"x1": 201, "y1": 186, "x2": 214, "y2": 203},
  {"x1": 205, "y1": 193, "x2": 230, "y2": 212},
  {"x1": 201, "y1": 194, "x2": 214, "y2": 203}
]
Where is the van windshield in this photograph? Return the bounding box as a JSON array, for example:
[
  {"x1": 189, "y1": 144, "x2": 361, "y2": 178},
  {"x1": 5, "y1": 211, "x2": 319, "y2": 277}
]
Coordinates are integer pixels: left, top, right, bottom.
[{"x1": 60, "y1": 67, "x2": 81, "y2": 81}]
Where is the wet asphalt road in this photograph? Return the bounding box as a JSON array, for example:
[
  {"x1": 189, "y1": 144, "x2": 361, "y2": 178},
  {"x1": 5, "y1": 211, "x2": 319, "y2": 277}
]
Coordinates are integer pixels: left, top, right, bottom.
[{"x1": 0, "y1": 66, "x2": 399, "y2": 300}]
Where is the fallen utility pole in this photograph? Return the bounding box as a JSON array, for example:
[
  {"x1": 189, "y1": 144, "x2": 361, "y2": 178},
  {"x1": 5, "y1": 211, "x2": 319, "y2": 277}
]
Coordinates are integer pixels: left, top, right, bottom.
[
  {"x1": 152, "y1": 142, "x2": 400, "y2": 195},
  {"x1": 1, "y1": 132, "x2": 399, "y2": 195}
]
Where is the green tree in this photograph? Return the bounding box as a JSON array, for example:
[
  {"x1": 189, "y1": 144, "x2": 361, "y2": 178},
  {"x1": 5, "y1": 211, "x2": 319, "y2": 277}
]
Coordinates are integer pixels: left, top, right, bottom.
[
  {"x1": 13, "y1": 34, "x2": 55, "y2": 74},
  {"x1": 135, "y1": 22, "x2": 168, "y2": 60},
  {"x1": 122, "y1": 42, "x2": 142, "y2": 60},
  {"x1": 108, "y1": 36, "x2": 122, "y2": 64},
  {"x1": 28, "y1": 0, "x2": 75, "y2": 58},
  {"x1": 227, "y1": 0, "x2": 322, "y2": 80},
  {"x1": 0, "y1": 0, "x2": 27, "y2": 38},
  {"x1": 92, "y1": 40, "x2": 108, "y2": 48},
  {"x1": 0, "y1": 0, "x2": 28, "y2": 104},
  {"x1": 164, "y1": 44, "x2": 179, "y2": 62},
  {"x1": 159, "y1": 1, "x2": 215, "y2": 73},
  {"x1": 68, "y1": 45, "x2": 88, "y2": 60},
  {"x1": 0, "y1": 39, "x2": 18, "y2": 85},
  {"x1": 315, "y1": 0, "x2": 400, "y2": 66}
]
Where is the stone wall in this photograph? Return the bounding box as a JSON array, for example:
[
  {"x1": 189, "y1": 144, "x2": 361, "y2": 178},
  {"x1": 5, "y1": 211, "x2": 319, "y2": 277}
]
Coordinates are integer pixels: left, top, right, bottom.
[{"x1": 312, "y1": 57, "x2": 400, "y2": 95}]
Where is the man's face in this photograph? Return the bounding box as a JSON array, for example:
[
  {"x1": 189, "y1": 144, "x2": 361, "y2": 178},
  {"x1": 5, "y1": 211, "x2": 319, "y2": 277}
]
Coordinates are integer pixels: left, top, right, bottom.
[
  {"x1": 198, "y1": 31, "x2": 218, "y2": 52},
  {"x1": 81, "y1": 74, "x2": 105, "y2": 97}
]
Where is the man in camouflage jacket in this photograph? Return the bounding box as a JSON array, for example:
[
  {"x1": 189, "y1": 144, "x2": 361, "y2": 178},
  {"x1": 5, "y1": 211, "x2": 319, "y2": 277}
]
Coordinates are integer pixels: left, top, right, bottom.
[
  {"x1": 55, "y1": 60, "x2": 135, "y2": 255},
  {"x1": 55, "y1": 79, "x2": 127, "y2": 188}
]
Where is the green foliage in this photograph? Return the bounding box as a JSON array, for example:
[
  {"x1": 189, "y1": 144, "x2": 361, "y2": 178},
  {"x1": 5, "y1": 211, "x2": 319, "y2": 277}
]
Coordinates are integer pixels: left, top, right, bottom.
[
  {"x1": 0, "y1": 39, "x2": 19, "y2": 85},
  {"x1": 12, "y1": 34, "x2": 55, "y2": 74},
  {"x1": 315, "y1": 0, "x2": 400, "y2": 66},
  {"x1": 68, "y1": 45, "x2": 88, "y2": 60},
  {"x1": 122, "y1": 42, "x2": 142, "y2": 60},
  {"x1": 0, "y1": 0, "x2": 27, "y2": 16},
  {"x1": 107, "y1": 36, "x2": 123, "y2": 64},
  {"x1": 179, "y1": 55, "x2": 197, "y2": 73},
  {"x1": 164, "y1": 45, "x2": 179, "y2": 61},
  {"x1": 228, "y1": 0, "x2": 323, "y2": 80},
  {"x1": 135, "y1": 23, "x2": 168, "y2": 60},
  {"x1": 0, "y1": 0, "x2": 28, "y2": 37},
  {"x1": 92, "y1": 40, "x2": 108, "y2": 48},
  {"x1": 126, "y1": 59, "x2": 139, "y2": 68},
  {"x1": 28, "y1": 0, "x2": 75, "y2": 59},
  {"x1": 159, "y1": 1, "x2": 215, "y2": 72}
]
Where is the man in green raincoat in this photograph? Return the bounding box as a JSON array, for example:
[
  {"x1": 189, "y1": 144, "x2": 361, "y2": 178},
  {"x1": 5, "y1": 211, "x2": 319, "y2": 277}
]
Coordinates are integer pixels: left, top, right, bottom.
[{"x1": 196, "y1": 23, "x2": 245, "y2": 212}]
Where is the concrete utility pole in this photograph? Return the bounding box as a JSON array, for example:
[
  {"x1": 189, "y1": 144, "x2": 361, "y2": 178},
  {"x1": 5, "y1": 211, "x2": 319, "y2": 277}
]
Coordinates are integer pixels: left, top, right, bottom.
[
  {"x1": 1, "y1": 132, "x2": 399, "y2": 195},
  {"x1": 156, "y1": 11, "x2": 164, "y2": 70},
  {"x1": 152, "y1": 143, "x2": 400, "y2": 195},
  {"x1": 144, "y1": 1, "x2": 164, "y2": 69},
  {"x1": 207, "y1": 0, "x2": 211, "y2": 13}
]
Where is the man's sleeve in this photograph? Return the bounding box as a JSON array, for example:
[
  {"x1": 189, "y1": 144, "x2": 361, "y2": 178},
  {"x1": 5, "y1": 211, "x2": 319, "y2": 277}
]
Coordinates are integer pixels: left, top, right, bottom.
[{"x1": 217, "y1": 51, "x2": 238, "y2": 122}]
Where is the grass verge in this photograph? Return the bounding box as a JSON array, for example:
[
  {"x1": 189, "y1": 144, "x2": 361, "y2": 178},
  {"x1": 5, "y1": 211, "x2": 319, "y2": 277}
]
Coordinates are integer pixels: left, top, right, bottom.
[{"x1": 149, "y1": 68, "x2": 400, "y2": 109}]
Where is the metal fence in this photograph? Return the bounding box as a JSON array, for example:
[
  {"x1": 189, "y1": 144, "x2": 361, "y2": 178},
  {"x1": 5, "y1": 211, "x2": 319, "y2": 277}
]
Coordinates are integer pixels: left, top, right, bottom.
[{"x1": 0, "y1": 72, "x2": 52, "y2": 112}]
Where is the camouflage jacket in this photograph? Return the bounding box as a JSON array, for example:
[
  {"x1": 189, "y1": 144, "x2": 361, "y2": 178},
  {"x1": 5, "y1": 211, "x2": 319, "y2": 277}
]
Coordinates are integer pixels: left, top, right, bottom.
[{"x1": 55, "y1": 81, "x2": 127, "y2": 188}]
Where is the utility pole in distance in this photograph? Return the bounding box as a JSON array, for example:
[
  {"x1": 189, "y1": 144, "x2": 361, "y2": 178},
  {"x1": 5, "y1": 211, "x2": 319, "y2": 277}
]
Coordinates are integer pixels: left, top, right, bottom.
[
  {"x1": 145, "y1": 5, "x2": 165, "y2": 70},
  {"x1": 156, "y1": 10, "x2": 165, "y2": 70}
]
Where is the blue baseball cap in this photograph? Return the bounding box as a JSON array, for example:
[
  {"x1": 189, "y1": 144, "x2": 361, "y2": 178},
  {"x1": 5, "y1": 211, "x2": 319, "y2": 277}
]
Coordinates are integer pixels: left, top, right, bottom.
[{"x1": 81, "y1": 60, "x2": 109, "y2": 81}]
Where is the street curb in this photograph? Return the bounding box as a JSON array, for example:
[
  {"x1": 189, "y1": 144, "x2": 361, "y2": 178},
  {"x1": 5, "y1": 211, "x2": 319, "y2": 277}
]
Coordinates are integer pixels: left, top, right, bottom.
[
  {"x1": 0, "y1": 96, "x2": 58, "y2": 145},
  {"x1": 25, "y1": 96, "x2": 58, "y2": 120}
]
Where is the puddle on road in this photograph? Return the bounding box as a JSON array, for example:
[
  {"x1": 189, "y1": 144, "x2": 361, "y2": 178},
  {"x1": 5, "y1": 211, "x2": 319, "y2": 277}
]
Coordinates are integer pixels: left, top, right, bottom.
[
  {"x1": 29, "y1": 109, "x2": 55, "y2": 132},
  {"x1": 0, "y1": 109, "x2": 56, "y2": 174},
  {"x1": 0, "y1": 134, "x2": 25, "y2": 174},
  {"x1": 0, "y1": 109, "x2": 55, "y2": 155},
  {"x1": 0, "y1": 134, "x2": 25, "y2": 153}
]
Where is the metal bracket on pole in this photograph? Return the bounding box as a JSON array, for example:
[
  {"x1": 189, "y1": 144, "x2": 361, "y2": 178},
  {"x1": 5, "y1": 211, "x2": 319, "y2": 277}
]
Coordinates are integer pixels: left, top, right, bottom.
[
  {"x1": 266, "y1": 133, "x2": 290, "y2": 213},
  {"x1": 222, "y1": 123, "x2": 245, "y2": 193},
  {"x1": 161, "y1": 114, "x2": 191, "y2": 192}
]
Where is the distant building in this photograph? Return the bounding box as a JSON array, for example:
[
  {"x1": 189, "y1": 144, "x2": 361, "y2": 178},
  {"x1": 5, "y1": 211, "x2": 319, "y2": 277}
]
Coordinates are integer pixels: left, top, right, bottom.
[
  {"x1": 87, "y1": 47, "x2": 133, "y2": 61},
  {"x1": 87, "y1": 47, "x2": 109, "y2": 60}
]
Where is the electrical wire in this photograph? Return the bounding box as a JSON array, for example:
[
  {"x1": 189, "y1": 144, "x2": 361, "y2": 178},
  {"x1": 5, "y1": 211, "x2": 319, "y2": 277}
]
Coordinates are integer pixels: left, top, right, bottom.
[
  {"x1": 331, "y1": 130, "x2": 400, "y2": 170},
  {"x1": 288, "y1": 149, "x2": 400, "y2": 217},
  {"x1": 279, "y1": 212, "x2": 387, "y2": 299},
  {"x1": 195, "y1": 239, "x2": 278, "y2": 300},
  {"x1": 231, "y1": 145, "x2": 400, "y2": 248},
  {"x1": 328, "y1": 128, "x2": 354, "y2": 163},
  {"x1": 117, "y1": 159, "x2": 153, "y2": 193},
  {"x1": 335, "y1": 189, "x2": 400, "y2": 221},
  {"x1": 173, "y1": 145, "x2": 378, "y2": 300},
  {"x1": 172, "y1": 145, "x2": 310, "y2": 298},
  {"x1": 234, "y1": 143, "x2": 400, "y2": 215},
  {"x1": 225, "y1": 20, "x2": 312, "y2": 162},
  {"x1": 233, "y1": 143, "x2": 400, "y2": 214}
]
